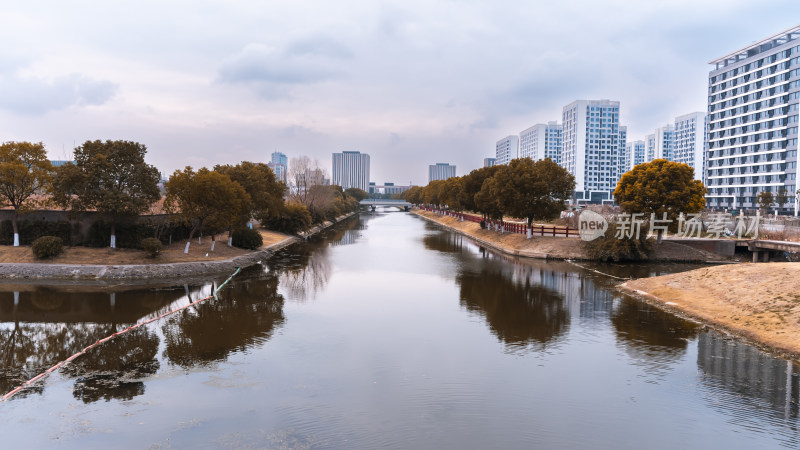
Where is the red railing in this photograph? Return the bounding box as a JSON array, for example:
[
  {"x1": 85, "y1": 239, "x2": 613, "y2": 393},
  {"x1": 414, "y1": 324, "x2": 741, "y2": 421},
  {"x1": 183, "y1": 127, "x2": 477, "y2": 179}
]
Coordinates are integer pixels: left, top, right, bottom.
[{"x1": 418, "y1": 206, "x2": 577, "y2": 238}]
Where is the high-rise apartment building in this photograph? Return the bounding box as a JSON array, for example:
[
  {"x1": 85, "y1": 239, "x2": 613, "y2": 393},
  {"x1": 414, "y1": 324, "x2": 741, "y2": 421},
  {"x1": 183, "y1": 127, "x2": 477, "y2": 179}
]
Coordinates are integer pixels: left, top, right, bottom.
[
  {"x1": 268, "y1": 151, "x2": 288, "y2": 183},
  {"x1": 483, "y1": 157, "x2": 497, "y2": 168},
  {"x1": 627, "y1": 140, "x2": 647, "y2": 170},
  {"x1": 673, "y1": 112, "x2": 707, "y2": 183},
  {"x1": 429, "y1": 163, "x2": 456, "y2": 182},
  {"x1": 332, "y1": 151, "x2": 370, "y2": 191},
  {"x1": 646, "y1": 133, "x2": 656, "y2": 162},
  {"x1": 617, "y1": 126, "x2": 628, "y2": 180},
  {"x1": 655, "y1": 125, "x2": 675, "y2": 160},
  {"x1": 495, "y1": 135, "x2": 519, "y2": 165},
  {"x1": 561, "y1": 99, "x2": 624, "y2": 203},
  {"x1": 706, "y1": 25, "x2": 800, "y2": 211},
  {"x1": 519, "y1": 121, "x2": 563, "y2": 164}
]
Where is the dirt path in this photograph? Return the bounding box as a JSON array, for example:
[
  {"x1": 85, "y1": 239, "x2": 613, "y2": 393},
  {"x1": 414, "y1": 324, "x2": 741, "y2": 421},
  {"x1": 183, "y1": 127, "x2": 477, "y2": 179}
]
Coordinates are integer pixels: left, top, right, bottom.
[{"x1": 620, "y1": 262, "x2": 800, "y2": 358}]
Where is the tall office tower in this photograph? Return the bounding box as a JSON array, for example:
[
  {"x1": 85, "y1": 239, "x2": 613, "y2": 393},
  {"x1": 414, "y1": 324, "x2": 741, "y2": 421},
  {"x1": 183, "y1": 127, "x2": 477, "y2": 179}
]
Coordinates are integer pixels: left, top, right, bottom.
[
  {"x1": 268, "y1": 151, "x2": 288, "y2": 183},
  {"x1": 617, "y1": 125, "x2": 628, "y2": 181},
  {"x1": 495, "y1": 135, "x2": 519, "y2": 165},
  {"x1": 428, "y1": 163, "x2": 456, "y2": 182},
  {"x1": 673, "y1": 112, "x2": 707, "y2": 183},
  {"x1": 707, "y1": 25, "x2": 800, "y2": 211},
  {"x1": 561, "y1": 99, "x2": 623, "y2": 203},
  {"x1": 627, "y1": 140, "x2": 647, "y2": 170},
  {"x1": 646, "y1": 133, "x2": 656, "y2": 161},
  {"x1": 519, "y1": 121, "x2": 563, "y2": 164},
  {"x1": 483, "y1": 157, "x2": 497, "y2": 168},
  {"x1": 332, "y1": 151, "x2": 370, "y2": 190}
]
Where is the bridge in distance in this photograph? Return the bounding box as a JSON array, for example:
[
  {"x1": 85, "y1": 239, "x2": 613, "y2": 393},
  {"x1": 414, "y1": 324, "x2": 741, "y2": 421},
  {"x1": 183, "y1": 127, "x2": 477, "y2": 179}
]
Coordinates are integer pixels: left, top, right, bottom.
[{"x1": 359, "y1": 199, "x2": 411, "y2": 211}]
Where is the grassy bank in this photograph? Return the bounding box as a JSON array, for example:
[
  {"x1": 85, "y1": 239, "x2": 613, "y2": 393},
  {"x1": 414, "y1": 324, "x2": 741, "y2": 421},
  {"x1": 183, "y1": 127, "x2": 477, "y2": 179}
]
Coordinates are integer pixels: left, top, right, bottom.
[
  {"x1": 413, "y1": 209, "x2": 720, "y2": 262},
  {"x1": 620, "y1": 262, "x2": 800, "y2": 358}
]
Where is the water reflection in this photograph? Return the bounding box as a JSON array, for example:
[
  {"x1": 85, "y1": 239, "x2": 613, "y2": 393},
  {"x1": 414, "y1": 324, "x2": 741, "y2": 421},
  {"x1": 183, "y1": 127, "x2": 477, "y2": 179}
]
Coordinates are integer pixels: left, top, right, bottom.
[
  {"x1": 611, "y1": 298, "x2": 700, "y2": 377},
  {"x1": 161, "y1": 268, "x2": 285, "y2": 367},
  {"x1": 698, "y1": 332, "x2": 800, "y2": 447}
]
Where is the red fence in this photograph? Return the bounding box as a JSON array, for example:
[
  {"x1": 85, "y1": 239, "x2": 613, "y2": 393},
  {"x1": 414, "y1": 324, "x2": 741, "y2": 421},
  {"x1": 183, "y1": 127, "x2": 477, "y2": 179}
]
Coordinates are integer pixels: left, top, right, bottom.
[{"x1": 418, "y1": 207, "x2": 577, "y2": 238}]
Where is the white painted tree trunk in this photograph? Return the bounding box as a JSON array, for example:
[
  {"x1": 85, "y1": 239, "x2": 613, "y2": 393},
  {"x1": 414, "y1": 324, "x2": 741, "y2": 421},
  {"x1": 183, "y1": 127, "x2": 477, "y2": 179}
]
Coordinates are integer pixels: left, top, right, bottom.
[
  {"x1": 13, "y1": 233, "x2": 19, "y2": 247},
  {"x1": 210, "y1": 240, "x2": 215, "y2": 252},
  {"x1": 228, "y1": 237, "x2": 233, "y2": 247},
  {"x1": 527, "y1": 228, "x2": 532, "y2": 239},
  {"x1": 14, "y1": 291, "x2": 19, "y2": 306},
  {"x1": 110, "y1": 234, "x2": 116, "y2": 249},
  {"x1": 184, "y1": 242, "x2": 191, "y2": 254}
]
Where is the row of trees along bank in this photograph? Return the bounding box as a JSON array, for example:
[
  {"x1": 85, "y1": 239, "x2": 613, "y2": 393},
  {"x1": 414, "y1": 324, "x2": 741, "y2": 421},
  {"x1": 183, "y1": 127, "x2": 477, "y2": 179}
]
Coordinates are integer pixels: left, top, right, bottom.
[
  {"x1": 0, "y1": 140, "x2": 366, "y2": 252},
  {"x1": 402, "y1": 158, "x2": 576, "y2": 227}
]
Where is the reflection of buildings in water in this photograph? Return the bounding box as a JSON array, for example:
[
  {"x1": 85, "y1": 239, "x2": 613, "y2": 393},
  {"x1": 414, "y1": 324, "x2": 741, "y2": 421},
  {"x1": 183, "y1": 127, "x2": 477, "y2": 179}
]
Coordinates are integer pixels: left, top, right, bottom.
[
  {"x1": 328, "y1": 229, "x2": 361, "y2": 247},
  {"x1": 161, "y1": 272, "x2": 285, "y2": 367},
  {"x1": 697, "y1": 332, "x2": 800, "y2": 428}
]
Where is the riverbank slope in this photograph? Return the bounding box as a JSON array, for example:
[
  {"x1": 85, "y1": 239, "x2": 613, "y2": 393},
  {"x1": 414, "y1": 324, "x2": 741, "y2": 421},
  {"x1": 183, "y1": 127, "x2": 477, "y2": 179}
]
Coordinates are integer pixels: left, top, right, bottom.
[
  {"x1": 620, "y1": 262, "x2": 800, "y2": 358},
  {"x1": 413, "y1": 209, "x2": 720, "y2": 262}
]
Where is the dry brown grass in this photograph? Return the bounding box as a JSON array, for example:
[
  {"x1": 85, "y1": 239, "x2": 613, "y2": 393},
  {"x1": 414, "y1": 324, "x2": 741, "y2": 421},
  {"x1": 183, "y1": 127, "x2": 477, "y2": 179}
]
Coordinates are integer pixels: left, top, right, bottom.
[
  {"x1": 0, "y1": 229, "x2": 292, "y2": 265},
  {"x1": 623, "y1": 262, "x2": 800, "y2": 357}
]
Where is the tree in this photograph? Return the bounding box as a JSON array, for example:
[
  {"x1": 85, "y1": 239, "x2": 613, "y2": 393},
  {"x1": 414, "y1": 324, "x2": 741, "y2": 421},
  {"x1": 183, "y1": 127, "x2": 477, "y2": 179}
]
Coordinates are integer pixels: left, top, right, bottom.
[
  {"x1": 402, "y1": 186, "x2": 423, "y2": 205},
  {"x1": 461, "y1": 165, "x2": 501, "y2": 213},
  {"x1": 344, "y1": 188, "x2": 369, "y2": 202},
  {"x1": 475, "y1": 177, "x2": 503, "y2": 221},
  {"x1": 214, "y1": 161, "x2": 286, "y2": 242},
  {"x1": 489, "y1": 158, "x2": 575, "y2": 226},
  {"x1": 164, "y1": 167, "x2": 250, "y2": 253},
  {"x1": 757, "y1": 190, "x2": 775, "y2": 214},
  {"x1": 422, "y1": 180, "x2": 445, "y2": 207},
  {"x1": 613, "y1": 159, "x2": 706, "y2": 243},
  {"x1": 0, "y1": 141, "x2": 53, "y2": 246},
  {"x1": 775, "y1": 186, "x2": 789, "y2": 212},
  {"x1": 288, "y1": 156, "x2": 327, "y2": 205},
  {"x1": 51, "y1": 140, "x2": 160, "y2": 248},
  {"x1": 440, "y1": 177, "x2": 467, "y2": 212}
]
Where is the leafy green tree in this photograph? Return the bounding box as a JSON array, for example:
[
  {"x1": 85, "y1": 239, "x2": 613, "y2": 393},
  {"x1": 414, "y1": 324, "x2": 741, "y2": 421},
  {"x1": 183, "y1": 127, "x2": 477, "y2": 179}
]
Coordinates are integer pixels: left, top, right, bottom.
[
  {"x1": 51, "y1": 140, "x2": 160, "y2": 248},
  {"x1": 0, "y1": 141, "x2": 53, "y2": 246},
  {"x1": 489, "y1": 158, "x2": 575, "y2": 226},
  {"x1": 164, "y1": 167, "x2": 250, "y2": 253},
  {"x1": 461, "y1": 165, "x2": 501, "y2": 213},
  {"x1": 475, "y1": 177, "x2": 503, "y2": 221},
  {"x1": 614, "y1": 159, "x2": 706, "y2": 243},
  {"x1": 757, "y1": 190, "x2": 775, "y2": 214}
]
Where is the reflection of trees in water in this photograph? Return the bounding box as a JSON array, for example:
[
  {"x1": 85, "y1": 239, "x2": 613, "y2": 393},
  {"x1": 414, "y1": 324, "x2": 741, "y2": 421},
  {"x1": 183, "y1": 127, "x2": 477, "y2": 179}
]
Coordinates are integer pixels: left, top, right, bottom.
[
  {"x1": 697, "y1": 332, "x2": 800, "y2": 444},
  {"x1": 0, "y1": 286, "x2": 189, "y2": 399},
  {"x1": 457, "y1": 267, "x2": 569, "y2": 353},
  {"x1": 162, "y1": 272, "x2": 285, "y2": 367},
  {"x1": 423, "y1": 232, "x2": 465, "y2": 254},
  {"x1": 272, "y1": 244, "x2": 332, "y2": 302},
  {"x1": 63, "y1": 326, "x2": 159, "y2": 403},
  {"x1": 610, "y1": 298, "x2": 699, "y2": 376}
]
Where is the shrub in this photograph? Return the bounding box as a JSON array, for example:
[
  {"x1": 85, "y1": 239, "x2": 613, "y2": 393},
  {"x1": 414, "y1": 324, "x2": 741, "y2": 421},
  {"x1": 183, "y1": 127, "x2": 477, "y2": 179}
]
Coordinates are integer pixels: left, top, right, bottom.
[
  {"x1": 263, "y1": 203, "x2": 312, "y2": 234},
  {"x1": 231, "y1": 227, "x2": 263, "y2": 250},
  {"x1": 32, "y1": 236, "x2": 64, "y2": 259},
  {"x1": 583, "y1": 222, "x2": 655, "y2": 262},
  {"x1": 141, "y1": 237, "x2": 162, "y2": 258}
]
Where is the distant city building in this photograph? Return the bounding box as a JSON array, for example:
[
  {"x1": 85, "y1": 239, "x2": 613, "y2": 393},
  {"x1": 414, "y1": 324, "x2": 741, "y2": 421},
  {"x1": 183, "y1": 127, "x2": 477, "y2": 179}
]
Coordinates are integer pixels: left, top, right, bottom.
[
  {"x1": 369, "y1": 182, "x2": 410, "y2": 195},
  {"x1": 483, "y1": 157, "x2": 497, "y2": 167},
  {"x1": 428, "y1": 163, "x2": 456, "y2": 182},
  {"x1": 655, "y1": 124, "x2": 675, "y2": 161},
  {"x1": 645, "y1": 133, "x2": 656, "y2": 162},
  {"x1": 561, "y1": 99, "x2": 624, "y2": 203},
  {"x1": 495, "y1": 135, "x2": 519, "y2": 165},
  {"x1": 627, "y1": 140, "x2": 647, "y2": 170},
  {"x1": 268, "y1": 151, "x2": 288, "y2": 183},
  {"x1": 617, "y1": 125, "x2": 628, "y2": 180},
  {"x1": 519, "y1": 121, "x2": 563, "y2": 164},
  {"x1": 706, "y1": 25, "x2": 799, "y2": 211},
  {"x1": 48, "y1": 160, "x2": 74, "y2": 167},
  {"x1": 332, "y1": 151, "x2": 370, "y2": 190},
  {"x1": 673, "y1": 112, "x2": 707, "y2": 183}
]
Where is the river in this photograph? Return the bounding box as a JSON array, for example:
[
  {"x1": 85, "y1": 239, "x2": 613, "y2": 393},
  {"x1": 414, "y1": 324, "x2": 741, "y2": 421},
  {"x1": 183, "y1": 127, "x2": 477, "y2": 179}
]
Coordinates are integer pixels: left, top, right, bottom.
[{"x1": 1, "y1": 211, "x2": 798, "y2": 449}]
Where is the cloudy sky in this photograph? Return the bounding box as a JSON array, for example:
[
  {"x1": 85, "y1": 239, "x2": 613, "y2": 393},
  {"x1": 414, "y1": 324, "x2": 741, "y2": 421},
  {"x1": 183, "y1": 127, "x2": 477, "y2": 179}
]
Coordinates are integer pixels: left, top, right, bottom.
[{"x1": 1, "y1": 1, "x2": 798, "y2": 185}]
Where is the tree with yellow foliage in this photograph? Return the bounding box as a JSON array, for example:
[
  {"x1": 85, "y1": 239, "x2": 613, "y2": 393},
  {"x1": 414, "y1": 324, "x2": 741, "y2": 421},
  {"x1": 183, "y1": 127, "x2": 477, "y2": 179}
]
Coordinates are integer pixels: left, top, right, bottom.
[
  {"x1": 613, "y1": 159, "x2": 706, "y2": 243},
  {"x1": 0, "y1": 142, "x2": 53, "y2": 246}
]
